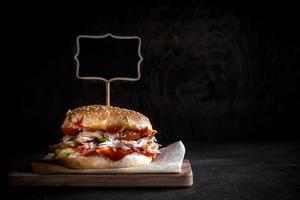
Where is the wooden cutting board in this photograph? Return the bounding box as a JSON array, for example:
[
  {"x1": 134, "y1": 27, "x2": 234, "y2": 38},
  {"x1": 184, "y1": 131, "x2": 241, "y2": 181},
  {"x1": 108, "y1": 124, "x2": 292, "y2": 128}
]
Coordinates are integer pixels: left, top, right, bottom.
[{"x1": 9, "y1": 160, "x2": 193, "y2": 187}]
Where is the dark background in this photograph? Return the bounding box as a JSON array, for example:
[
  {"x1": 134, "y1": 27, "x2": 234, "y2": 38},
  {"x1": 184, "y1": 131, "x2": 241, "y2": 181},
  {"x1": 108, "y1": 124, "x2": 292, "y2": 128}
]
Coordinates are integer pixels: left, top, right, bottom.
[{"x1": 4, "y1": 3, "x2": 300, "y2": 153}]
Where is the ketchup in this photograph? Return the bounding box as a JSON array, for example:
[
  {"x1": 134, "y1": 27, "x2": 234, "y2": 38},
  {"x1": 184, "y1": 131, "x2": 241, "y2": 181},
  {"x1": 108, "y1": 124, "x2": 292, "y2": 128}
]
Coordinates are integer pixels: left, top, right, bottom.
[
  {"x1": 62, "y1": 117, "x2": 84, "y2": 136},
  {"x1": 62, "y1": 127, "x2": 79, "y2": 135},
  {"x1": 96, "y1": 148, "x2": 133, "y2": 161},
  {"x1": 73, "y1": 146, "x2": 157, "y2": 161},
  {"x1": 75, "y1": 147, "x2": 97, "y2": 156},
  {"x1": 106, "y1": 126, "x2": 123, "y2": 133}
]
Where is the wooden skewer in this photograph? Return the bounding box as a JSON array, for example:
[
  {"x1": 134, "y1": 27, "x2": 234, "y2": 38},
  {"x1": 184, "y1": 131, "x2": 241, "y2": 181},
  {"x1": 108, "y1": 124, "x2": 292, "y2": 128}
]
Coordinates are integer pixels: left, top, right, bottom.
[{"x1": 106, "y1": 81, "x2": 110, "y2": 106}]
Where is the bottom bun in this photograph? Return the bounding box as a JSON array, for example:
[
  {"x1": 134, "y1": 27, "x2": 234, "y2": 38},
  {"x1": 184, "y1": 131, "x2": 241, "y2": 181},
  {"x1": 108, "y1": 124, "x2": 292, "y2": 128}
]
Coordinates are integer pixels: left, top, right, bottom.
[{"x1": 57, "y1": 152, "x2": 152, "y2": 169}]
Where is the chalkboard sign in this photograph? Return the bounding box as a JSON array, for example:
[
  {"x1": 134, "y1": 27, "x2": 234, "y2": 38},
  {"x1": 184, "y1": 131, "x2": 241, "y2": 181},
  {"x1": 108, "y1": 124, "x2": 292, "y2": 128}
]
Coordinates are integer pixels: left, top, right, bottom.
[{"x1": 74, "y1": 33, "x2": 143, "y2": 105}]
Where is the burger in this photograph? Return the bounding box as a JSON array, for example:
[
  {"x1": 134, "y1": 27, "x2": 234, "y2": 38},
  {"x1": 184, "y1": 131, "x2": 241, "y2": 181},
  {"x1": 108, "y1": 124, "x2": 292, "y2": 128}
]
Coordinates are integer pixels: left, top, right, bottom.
[{"x1": 50, "y1": 105, "x2": 160, "y2": 169}]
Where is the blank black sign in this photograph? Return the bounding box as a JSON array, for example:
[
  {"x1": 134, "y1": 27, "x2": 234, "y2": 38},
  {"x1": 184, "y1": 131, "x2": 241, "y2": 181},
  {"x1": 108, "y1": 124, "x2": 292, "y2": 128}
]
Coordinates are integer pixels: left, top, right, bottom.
[{"x1": 76, "y1": 35, "x2": 141, "y2": 80}]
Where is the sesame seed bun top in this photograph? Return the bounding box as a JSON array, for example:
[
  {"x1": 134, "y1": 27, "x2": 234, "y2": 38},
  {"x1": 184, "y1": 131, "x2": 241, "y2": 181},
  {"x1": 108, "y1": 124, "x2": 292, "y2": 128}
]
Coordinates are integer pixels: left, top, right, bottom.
[{"x1": 61, "y1": 105, "x2": 153, "y2": 133}]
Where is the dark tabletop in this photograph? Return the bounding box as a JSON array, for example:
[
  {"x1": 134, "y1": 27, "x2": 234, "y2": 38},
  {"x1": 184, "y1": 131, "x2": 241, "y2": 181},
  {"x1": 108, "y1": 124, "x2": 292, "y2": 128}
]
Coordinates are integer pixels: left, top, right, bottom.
[{"x1": 5, "y1": 142, "x2": 300, "y2": 200}]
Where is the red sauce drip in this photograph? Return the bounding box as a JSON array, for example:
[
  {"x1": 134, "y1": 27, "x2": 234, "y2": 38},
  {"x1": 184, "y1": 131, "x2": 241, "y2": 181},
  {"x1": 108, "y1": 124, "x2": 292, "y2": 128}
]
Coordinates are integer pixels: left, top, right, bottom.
[
  {"x1": 106, "y1": 126, "x2": 123, "y2": 133},
  {"x1": 75, "y1": 147, "x2": 97, "y2": 156},
  {"x1": 139, "y1": 150, "x2": 157, "y2": 158},
  {"x1": 61, "y1": 127, "x2": 79, "y2": 136},
  {"x1": 116, "y1": 128, "x2": 157, "y2": 141},
  {"x1": 74, "y1": 147, "x2": 157, "y2": 160},
  {"x1": 62, "y1": 117, "x2": 84, "y2": 136},
  {"x1": 96, "y1": 147, "x2": 134, "y2": 161}
]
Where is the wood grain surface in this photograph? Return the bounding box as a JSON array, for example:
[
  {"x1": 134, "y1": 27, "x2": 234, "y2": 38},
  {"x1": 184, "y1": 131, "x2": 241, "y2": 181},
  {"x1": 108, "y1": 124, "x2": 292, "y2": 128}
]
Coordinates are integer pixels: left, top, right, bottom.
[{"x1": 9, "y1": 160, "x2": 193, "y2": 187}]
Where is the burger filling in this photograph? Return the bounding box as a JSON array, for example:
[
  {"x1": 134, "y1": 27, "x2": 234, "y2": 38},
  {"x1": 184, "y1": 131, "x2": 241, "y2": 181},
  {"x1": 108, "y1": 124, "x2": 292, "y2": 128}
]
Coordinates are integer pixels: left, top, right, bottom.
[{"x1": 51, "y1": 129, "x2": 160, "y2": 161}]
